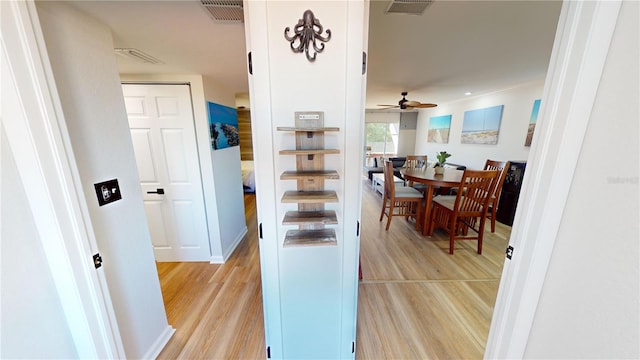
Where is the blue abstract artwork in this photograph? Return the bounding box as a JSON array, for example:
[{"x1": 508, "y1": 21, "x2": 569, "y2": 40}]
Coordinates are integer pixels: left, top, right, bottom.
[{"x1": 207, "y1": 101, "x2": 239, "y2": 150}]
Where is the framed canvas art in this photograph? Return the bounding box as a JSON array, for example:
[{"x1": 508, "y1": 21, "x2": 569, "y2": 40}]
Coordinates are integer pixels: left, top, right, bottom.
[
  {"x1": 207, "y1": 101, "x2": 239, "y2": 150},
  {"x1": 525, "y1": 99, "x2": 541, "y2": 146},
  {"x1": 461, "y1": 105, "x2": 504, "y2": 145},
  {"x1": 428, "y1": 114, "x2": 452, "y2": 143}
]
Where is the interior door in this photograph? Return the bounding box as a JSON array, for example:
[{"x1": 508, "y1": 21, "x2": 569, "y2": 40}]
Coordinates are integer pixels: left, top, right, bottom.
[{"x1": 122, "y1": 83, "x2": 211, "y2": 261}]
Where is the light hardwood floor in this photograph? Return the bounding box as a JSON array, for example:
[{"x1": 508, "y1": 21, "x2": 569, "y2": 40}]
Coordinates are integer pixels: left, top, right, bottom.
[{"x1": 156, "y1": 179, "x2": 510, "y2": 359}]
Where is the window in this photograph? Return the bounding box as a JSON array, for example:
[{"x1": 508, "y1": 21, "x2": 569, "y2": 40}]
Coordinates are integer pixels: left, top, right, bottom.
[{"x1": 365, "y1": 122, "x2": 399, "y2": 166}]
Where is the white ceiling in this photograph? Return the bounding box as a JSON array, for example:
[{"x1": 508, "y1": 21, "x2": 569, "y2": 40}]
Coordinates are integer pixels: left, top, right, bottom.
[{"x1": 66, "y1": 0, "x2": 562, "y2": 109}]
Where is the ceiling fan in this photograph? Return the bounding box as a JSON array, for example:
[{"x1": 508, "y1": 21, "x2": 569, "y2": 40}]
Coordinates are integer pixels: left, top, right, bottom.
[{"x1": 377, "y1": 91, "x2": 437, "y2": 110}]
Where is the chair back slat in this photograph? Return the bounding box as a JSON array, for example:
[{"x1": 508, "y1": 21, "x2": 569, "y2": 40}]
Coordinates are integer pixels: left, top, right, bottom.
[
  {"x1": 405, "y1": 155, "x2": 428, "y2": 170},
  {"x1": 484, "y1": 159, "x2": 510, "y2": 198},
  {"x1": 380, "y1": 159, "x2": 423, "y2": 231},
  {"x1": 383, "y1": 160, "x2": 395, "y2": 198},
  {"x1": 454, "y1": 170, "x2": 499, "y2": 215}
]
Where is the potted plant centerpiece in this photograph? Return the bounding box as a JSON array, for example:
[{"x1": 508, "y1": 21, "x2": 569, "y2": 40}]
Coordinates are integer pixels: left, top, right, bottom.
[{"x1": 434, "y1": 151, "x2": 451, "y2": 175}]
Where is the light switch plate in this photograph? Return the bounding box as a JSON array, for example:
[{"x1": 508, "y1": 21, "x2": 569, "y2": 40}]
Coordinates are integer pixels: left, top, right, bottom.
[{"x1": 94, "y1": 179, "x2": 122, "y2": 206}]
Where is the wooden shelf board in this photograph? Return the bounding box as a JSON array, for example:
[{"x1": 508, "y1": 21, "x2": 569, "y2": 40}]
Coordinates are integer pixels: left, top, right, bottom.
[
  {"x1": 281, "y1": 190, "x2": 338, "y2": 203},
  {"x1": 280, "y1": 170, "x2": 339, "y2": 180},
  {"x1": 277, "y1": 127, "x2": 340, "y2": 132},
  {"x1": 283, "y1": 210, "x2": 338, "y2": 225},
  {"x1": 279, "y1": 149, "x2": 340, "y2": 155},
  {"x1": 283, "y1": 229, "x2": 337, "y2": 247}
]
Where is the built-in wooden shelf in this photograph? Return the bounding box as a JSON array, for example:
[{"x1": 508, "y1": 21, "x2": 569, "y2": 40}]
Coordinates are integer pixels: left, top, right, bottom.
[
  {"x1": 283, "y1": 210, "x2": 338, "y2": 225},
  {"x1": 280, "y1": 170, "x2": 339, "y2": 180},
  {"x1": 279, "y1": 113, "x2": 340, "y2": 247},
  {"x1": 283, "y1": 229, "x2": 337, "y2": 247},
  {"x1": 279, "y1": 149, "x2": 340, "y2": 156},
  {"x1": 281, "y1": 190, "x2": 338, "y2": 203},
  {"x1": 277, "y1": 127, "x2": 340, "y2": 132}
]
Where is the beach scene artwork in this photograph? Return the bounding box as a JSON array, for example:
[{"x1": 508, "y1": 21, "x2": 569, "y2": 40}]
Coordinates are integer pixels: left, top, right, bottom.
[
  {"x1": 525, "y1": 99, "x2": 541, "y2": 146},
  {"x1": 428, "y1": 114, "x2": 452, "y2": 143},
  {"x1": 461, "y1": 105, "x2": 504, "y2": 145},
  {"x1": 207, "y1": 101, "x2": 239, "y2": 151}
]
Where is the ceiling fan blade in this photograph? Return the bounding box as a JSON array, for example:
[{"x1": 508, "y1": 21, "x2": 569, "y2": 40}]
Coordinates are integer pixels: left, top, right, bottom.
[
  {"x1": 376, "y1": 105, "x2": 399, "y2": 110},
  {"x1": 404, "y1": 101, "x2": 421, "y2": 107},
  {"x1": 414, "y1": 103, "x2": 438, "y2": 108}
]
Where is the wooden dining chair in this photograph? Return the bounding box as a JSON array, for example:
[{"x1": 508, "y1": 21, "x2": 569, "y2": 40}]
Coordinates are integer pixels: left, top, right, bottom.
[
  {"x1": 404, "y1": 155, "x2": 428, "y2": 191},
  {"x1": 484, "y1": 159, "x2": 510, "y2": 233},
  {"x1": 428, "y1": 169, "x2": 499, "y2": 254},
  {"x1": 380, "y1": 160, "x2": 424, "y2": 231}
]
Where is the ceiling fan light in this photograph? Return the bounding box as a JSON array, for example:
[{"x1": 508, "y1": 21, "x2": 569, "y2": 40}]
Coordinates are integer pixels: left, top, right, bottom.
[{"x1": 378, "y1": 92, "x2": 437, "y2": 110}]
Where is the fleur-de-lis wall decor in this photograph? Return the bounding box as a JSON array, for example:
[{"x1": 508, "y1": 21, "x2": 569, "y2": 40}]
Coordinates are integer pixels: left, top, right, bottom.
[{"x1": 284, "y1": 9, "x2": 331, "y2": 62}]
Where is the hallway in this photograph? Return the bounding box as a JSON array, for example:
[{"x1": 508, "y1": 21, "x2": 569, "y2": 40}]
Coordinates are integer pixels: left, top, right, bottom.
[{"x1": 156, "y1": 186, "x2": 509, "y2": 358}]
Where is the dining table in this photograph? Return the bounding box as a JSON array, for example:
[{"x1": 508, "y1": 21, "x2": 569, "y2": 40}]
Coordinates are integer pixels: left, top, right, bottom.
[{"x1": 400, "y1": 167, "x2": 465, "y2": 235}]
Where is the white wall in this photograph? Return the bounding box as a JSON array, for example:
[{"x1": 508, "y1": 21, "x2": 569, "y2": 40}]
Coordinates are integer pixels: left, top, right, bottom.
[
  {"x1": 398, "y1": 112, "x2": 418, "y2": 156},
  {"x1": 414, "y1": 80, "x2": 544, "y2": 169},
  {"x1": 120, "y1": 74, "x2": 248, "y2": 262},
  {"x1": 524, "y1": 1, "x2": 639, "y2": 357},
  {"x1": 1, "y1": 125, "x2": 78, "y2": 359},
  {"x1": 202, "y1": 78, "x2": 248, "y2": 261},
  {"x1": 209, "y1": 146, "x2": 247, "y2": 260},
  {"x1": 35, "y1": 2, "x2": 170, "y2": 358},
  {"x1": 203, "y1": 75, "x2": 236, "y2": 107}
]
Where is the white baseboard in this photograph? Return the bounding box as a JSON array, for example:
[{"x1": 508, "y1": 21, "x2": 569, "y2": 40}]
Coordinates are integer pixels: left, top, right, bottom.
[
  {"x1": 224, "y1": 227, "x2": 247, "y2": 260},
  {"x1": 142, "y1": 325, "x2": 175, "y2": 359},
  {"x1": 210, "y1": 227, "x2": 247, "y2": 264}
]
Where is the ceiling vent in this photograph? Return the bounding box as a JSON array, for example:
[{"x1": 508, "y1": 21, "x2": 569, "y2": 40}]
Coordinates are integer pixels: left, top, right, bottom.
[
  {"x1": 200, "y1": 0, "x2": 244, "y2": 24},
  {"x1": 114, "y1": 48, "x2": 163, "y2": 64},
  {"x1": 385, "y1": 0, "x2": 434, "y2": 15}
]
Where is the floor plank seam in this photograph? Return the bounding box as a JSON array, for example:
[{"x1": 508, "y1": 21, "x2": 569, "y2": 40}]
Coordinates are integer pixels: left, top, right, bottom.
[{"x1": 359, "y1": 278, "x2": 501, "y2": 285}]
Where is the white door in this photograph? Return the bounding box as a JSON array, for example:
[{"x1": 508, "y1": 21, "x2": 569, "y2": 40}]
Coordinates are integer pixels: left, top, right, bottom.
[{"x1": 122, "y1": 84, "x2": 210, "y2": 261}]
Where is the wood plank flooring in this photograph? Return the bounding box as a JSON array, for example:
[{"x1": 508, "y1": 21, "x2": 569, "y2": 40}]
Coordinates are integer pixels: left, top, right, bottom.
[
  {"x1": 357, "y1": 178, "x2": 510, "y2": 359},
  {"x1": 155, "y1": 178, "x2": 510, "y2": 359},
  {"x1": 156, "y1": 194, "x2": 265, "y2": 359}
]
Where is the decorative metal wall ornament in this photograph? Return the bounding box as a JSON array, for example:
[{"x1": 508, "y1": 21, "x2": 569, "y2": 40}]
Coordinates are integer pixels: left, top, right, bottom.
[{"x1": 284, "y1": 9, "x2": 331, "y2": 62}]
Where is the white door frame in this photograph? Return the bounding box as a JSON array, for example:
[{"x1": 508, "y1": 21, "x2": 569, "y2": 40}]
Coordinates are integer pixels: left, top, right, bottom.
[
  {"x1": 485, "y1": 1, "x2": 622, "y2": 358},
  {"x1": 1, "y1": 1, "x2": 124, "y2": 357}
]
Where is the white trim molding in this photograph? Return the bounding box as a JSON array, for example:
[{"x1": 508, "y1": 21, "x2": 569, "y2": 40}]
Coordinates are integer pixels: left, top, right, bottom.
[
  {"x1": 485, "y1": 1, "x2": 623, "y2": 358},
  {"x1": 1, "y1": 1, "x2": 124, "y2": 357},
  {"x1": 210, "y1": 226, "x2": 247, "y2": 264},
  {"x1": 141, "y1": 325, "x2": 175, "y2": 360}
]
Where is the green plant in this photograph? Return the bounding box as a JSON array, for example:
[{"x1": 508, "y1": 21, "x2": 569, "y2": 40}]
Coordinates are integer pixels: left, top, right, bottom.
[{"x1": 435, "y1": 151, "x2": 451, "y2": 166}]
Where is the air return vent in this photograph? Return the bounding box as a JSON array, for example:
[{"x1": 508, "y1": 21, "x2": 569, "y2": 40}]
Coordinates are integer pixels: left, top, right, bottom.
[
  {"x1": 386, "y1": 0, "x2": 434, "y2": 15},
  {"x1": 200, "y1": 0, "x2": 244, "y2": 23},
  {"x1": 114, "y1": 48, "x2": 163, "y2": 64}
]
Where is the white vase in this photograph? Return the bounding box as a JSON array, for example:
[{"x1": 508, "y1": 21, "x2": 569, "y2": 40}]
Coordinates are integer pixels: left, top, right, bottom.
[{"x1": 435, "y1": 166, "x2": 444, "y2": 175}]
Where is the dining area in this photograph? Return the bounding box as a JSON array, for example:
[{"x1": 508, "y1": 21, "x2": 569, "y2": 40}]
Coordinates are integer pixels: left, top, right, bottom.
[
  {"x1": 378, "y1": 156, "x2": 509, "y2": 255},
  {"x1": 357, "y1": 161, "x2": 512, "y2": 358}
]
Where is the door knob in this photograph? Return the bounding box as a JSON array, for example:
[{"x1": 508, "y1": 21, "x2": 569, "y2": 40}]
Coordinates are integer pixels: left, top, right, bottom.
[{"x1": 147, "y1": 188, "x2": 165, "y2": 194}]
